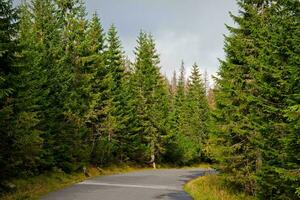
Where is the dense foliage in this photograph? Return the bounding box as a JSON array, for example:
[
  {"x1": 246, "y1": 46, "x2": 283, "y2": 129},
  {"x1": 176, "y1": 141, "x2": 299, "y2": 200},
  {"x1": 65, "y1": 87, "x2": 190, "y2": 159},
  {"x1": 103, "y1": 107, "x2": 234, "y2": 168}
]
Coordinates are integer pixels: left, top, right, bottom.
[
  {"x1": 0, "y1": 0, "x2": 209, "y2": 192},
  {"x1": 211, "y1": 0, "x2": 300, "y2": 199},
  {"x1": 1, "y1": 0, "x2": 299, "y2": 199}
]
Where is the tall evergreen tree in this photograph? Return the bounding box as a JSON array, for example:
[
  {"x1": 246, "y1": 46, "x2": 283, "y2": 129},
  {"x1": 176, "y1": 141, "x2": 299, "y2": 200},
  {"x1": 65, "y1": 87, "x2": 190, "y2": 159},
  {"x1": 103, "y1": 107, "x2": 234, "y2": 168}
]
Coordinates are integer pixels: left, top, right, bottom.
[
  {"x1": 210, "y1": 0, "x2": 262, "y2": 194},
  {"x1": 103, "y1": 24, "x2": 124, "y2": 152},
  {"x1": 211, "y1": 1, "x2": 300, "y2": 199},
  {"x1": 53, "y1": 0, "x2": 92, "y2": 172},
  {"x1": 89, "y1": 23, "x2": 126, "y2": 165},
  {"x1": 186, "y1": 63, "x2": 209, "y2": 159},
  {"x1": 82, "y1": 13, "x2": 110, "y2": 165},
  {"x1": 131, "y1": 31, "x2": 169, "y2": 163},
  {"x1": 26, "y1": 0, "x2": 65, "y2": 171},
  {"x1": 105, "y1": 24, "x2": 134, "y2": 163},
  {"x1": 250, "y1": 1, "x2": 300, "y2": 198},
  {"x1": 13, "y1": 0, "x2": 57, "y2": 175},
  {"x1": 0, "y1": 0, "x2": 21, "y2": 184}
]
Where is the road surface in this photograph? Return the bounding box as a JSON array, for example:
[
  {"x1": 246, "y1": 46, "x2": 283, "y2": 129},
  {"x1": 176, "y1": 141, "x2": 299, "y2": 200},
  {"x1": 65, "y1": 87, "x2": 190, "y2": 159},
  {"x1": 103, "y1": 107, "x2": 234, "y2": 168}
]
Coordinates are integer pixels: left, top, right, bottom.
[{"x1": 42, "y1": 168, "x2": 213, "y2": 200}]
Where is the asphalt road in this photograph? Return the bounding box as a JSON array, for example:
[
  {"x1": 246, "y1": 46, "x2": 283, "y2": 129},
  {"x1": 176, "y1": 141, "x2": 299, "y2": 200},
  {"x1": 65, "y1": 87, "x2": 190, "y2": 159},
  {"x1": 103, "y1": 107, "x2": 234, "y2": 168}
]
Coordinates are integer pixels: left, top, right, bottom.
[{"x1": 42, "y1": 168, "x2": 213, "y2": 200}]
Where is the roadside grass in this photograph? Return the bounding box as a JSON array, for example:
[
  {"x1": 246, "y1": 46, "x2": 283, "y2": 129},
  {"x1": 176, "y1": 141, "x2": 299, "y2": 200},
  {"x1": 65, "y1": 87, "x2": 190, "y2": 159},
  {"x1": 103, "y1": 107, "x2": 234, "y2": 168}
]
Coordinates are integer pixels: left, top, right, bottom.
[
  {"x1": 0, "y1": 164, "x2": 149, "y2": 200},
  {"x1": 184, "y1": 174, "x2": 254, "y2": 200}
]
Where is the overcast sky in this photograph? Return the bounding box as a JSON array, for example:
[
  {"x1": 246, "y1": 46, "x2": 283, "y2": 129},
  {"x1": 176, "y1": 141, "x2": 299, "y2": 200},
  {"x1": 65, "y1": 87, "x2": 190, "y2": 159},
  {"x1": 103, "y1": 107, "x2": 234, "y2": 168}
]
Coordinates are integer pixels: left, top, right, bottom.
[{"x1": 14, "y1": 0, "x2": 239, "y2": 83}]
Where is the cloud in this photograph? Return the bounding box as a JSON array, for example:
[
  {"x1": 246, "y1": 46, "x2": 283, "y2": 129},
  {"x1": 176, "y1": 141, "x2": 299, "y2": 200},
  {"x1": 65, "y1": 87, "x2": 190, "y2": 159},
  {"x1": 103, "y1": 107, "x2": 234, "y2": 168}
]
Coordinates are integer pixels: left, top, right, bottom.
[
  {"x1": 84, "y1": 0, "x2": 239, "y2": 84},
  {"x1": 13, "y1": 0, "x2": 239, "y2": 85}
]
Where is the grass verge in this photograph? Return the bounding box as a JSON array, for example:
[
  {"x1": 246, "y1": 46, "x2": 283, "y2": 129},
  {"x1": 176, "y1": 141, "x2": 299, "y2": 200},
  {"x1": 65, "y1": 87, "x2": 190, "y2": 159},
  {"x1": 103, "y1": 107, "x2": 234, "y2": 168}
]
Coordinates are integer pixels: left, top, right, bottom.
[
  {"x1": 1, "y1": 164, "x2": 149, "y2": 200},
  {"x1": 184, "y1": 174, "x2": 254, "y2": 200}
]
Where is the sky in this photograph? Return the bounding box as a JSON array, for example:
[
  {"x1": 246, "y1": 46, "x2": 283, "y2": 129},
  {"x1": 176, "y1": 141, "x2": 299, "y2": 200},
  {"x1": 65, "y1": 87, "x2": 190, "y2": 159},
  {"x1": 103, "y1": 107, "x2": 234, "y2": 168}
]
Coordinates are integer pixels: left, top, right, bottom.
[{"x1": 14, "y1": 0, "x2": 239, "y2": 84}]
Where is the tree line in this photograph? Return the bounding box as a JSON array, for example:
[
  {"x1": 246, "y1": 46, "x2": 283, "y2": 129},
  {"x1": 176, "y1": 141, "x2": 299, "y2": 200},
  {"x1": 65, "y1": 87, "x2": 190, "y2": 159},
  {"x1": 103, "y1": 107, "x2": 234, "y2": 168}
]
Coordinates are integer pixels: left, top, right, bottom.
[{"x1": 0, "y1": 0, "x2": 209, "y2": 191}]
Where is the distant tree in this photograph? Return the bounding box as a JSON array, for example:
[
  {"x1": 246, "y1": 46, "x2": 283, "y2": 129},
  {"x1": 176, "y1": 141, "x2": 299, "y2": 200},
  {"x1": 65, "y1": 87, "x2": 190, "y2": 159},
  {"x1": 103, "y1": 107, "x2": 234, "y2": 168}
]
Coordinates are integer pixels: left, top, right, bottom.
[
  {"x1": 203, "y1": 69, "x2": 209, "y2": 95},
  {"x1": 186, "y1": 63, "x2": 209, "y2": 159},
  {"x1": 171, "y1": 70, "x2": 177, "y2": 94},
  {"x1": 207, "y1": 88, "x2": 215, "y2": 108}
]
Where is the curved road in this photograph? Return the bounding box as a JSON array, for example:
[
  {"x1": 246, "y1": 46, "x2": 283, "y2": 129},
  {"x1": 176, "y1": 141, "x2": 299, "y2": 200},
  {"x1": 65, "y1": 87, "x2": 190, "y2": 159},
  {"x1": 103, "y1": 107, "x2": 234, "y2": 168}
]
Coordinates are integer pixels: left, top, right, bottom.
[{"x1": 42, "y1": 168, "x2": 213, "y2": 200}]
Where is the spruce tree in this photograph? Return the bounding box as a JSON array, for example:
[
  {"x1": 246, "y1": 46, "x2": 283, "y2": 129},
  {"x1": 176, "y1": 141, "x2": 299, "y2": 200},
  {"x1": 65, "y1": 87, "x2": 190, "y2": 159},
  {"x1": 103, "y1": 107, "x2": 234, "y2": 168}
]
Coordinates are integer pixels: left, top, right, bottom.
[
  {"x1": 105, "y1": 24, "x2": 132, "y2": 163},
  {"x1": 174, "y1": 61, "x2": 186, "y2": 140},
  {"x1": 27, "y1": 0, "x2": 64, "y2": 171},
  {"x1": 186, "y1": 63, "x2": 209, "y2": 159},
  {"x1": 53, "y1": 0, "x2": 92, "y2": 172},
  {"x1": 83, "y1": 13, "x2": 110, "y2": 165},
  {"x1": 212, "y1": 1, "x2": 300, "y2": 198},
  {"x1": 173, "y1": 62, "x2": 194, "y2": 164},
  {"x1": 0, "y1": 0, "x2": 20, "y2": 184},
  {"x1": 250, "y1": 1, "x2": 300, "y2": 198},
  {"x1": 211, "y1": 0, "x2": 262, "y2": 193},
  {"x1": 103, "y1": 24, "x2": 124, "y2": 154},
  {"x1": 12, "y1": 0, "x2": 53, "y2": 176},
  {"x1": 131, "y1": 31, "x2": 169, "y2": 163}
]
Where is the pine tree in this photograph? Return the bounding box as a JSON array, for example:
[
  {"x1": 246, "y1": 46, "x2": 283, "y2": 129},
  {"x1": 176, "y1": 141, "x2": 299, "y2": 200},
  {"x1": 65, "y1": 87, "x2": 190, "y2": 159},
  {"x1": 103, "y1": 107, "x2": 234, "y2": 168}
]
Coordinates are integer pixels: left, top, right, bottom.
[
  {"x1": 103, "y1": 24, "x2": 124, "y2": 153},
  {"x1": 89, "y1": 23, "x2": 126, "y2": 165},
  {"x1": 250, "y1": 1, "x2": 300, "y2": 199},
  {"x1": 0, "y1": 0, "x2": 20, "y2": 184},
  {"x1": 26, "y1": 0, "x2": 65, "y2": 171},
  {"x1": 203, "y1": 69, "x2": 209, "y2": 95},
  {"x1": 131, "y1": 31, "x2": 169, "y2": 163},
  {"x1": 0, "y1": 0, "x2": 16, "y2": 117},
  {"x1": 0, "y1": 0, "x2": 16, "y2": 99},
  {"x1": 174, "y1": 61, "x2": 186, "y2": 138},
  {"x1": 0, "y1": 0, "x2": 58, "y2": 179},
  {"x1": 82, "y1": 12, "x2": 110, "y2": 165},
  {"x1": 53, "y1": 0, "x2": 92, "y2": 172},
  {"x1": 14, "y1": 0, "x2": 54, "y2": 175},
  {"x1": 186, "y1": 63, "x2": 209, "y2": 159},
  {"x1": 171, "y1": 70, "x2": 177, "y2": 94},
  {"x1": 210, "y1": 0, "x2": 262, "y2": 194},
  {"x1": 165, "y1": 62, "x2": 195, "y2": 164},
  {"x1": 105, "y1": 24, "x2": 133, "y2": 163},
  {"x1": 211, "y1": 1, "x2": 300, "y2": 198},
  {"x1": 167, "y1": 70, "x2": 177, "y2": 136},
  {"x1": 207, "y1": 88, "x2": 215, "y2": 108}
]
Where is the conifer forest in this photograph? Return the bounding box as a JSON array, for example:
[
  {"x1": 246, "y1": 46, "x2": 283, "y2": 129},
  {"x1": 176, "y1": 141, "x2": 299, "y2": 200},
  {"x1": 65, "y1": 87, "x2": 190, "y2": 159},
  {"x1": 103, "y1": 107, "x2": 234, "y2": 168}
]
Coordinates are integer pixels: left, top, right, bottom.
[{"x1": 0, "y1": 0, "x2": 299, "y2": 199}]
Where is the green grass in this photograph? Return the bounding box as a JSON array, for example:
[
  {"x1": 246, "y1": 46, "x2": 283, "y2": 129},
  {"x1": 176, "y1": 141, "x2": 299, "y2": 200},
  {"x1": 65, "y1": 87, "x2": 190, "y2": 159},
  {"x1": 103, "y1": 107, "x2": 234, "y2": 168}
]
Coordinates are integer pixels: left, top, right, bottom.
[
  {"x1": 184, "y1": 174, "x2": 254, "y2": 200},
  {"x1": 1, "y1": 165, "x2": 149, "y2": 200}
]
